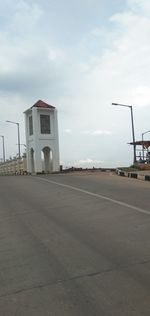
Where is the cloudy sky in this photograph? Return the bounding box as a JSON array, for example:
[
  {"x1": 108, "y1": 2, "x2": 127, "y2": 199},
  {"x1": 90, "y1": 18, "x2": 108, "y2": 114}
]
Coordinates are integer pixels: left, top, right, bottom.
[{"x1": 0, "y1": 0, "x2": 150, "y2": 167}]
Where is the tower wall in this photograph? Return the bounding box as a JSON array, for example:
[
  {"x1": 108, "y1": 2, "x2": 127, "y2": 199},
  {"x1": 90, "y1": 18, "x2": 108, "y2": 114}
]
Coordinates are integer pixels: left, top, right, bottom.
[{"x1": 24, "y1": 101, "x2": 60, "y2": 174}]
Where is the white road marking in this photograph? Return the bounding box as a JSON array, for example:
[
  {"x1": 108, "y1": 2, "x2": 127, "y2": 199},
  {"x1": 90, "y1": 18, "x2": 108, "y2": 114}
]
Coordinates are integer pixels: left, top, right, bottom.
[{"x1": 37, "y1": 177, "x2": 150, "y2": 216}]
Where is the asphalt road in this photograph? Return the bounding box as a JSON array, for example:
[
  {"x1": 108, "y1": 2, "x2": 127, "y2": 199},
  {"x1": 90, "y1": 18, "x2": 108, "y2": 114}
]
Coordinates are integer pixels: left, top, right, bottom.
[{"x1": 0, "y1": 172, "x2": 150, "y2": 315}]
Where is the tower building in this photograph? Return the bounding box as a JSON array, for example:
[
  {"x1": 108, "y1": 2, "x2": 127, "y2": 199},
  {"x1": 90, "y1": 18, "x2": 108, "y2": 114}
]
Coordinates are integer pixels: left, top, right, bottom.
[{"x1": 24, "y1": 100, "x2": 59, "y2": 173}]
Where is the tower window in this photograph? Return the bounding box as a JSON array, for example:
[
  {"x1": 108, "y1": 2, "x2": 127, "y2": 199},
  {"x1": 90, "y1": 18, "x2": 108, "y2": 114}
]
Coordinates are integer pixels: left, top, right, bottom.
[
  {"x1": 29, "y1": 115, "x2": 33, "y2": 135},
  {"x1": 40, "y1": 114, "x2": 50, "y2": 134}
]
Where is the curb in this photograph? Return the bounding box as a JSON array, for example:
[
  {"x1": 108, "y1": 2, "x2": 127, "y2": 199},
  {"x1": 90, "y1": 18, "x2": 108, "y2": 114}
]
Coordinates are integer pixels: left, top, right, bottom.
[{"x1": 116, "y1": 169, "x2": 150, "y2": 182}]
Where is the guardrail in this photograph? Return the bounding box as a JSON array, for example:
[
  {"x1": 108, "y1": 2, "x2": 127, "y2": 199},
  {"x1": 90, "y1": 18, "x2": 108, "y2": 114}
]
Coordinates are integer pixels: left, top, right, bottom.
[
  {"x1": 116, "y1": 168, "x2": 150, "y2": 181},
  {"x1": 0, "y1": 157, "x2": 27, "y2": 175}
]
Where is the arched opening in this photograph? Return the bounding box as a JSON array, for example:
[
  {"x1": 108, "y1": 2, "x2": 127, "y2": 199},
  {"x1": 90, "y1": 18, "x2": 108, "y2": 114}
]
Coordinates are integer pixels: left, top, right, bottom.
[
  {"x1": 30, "y1": 148, "x2": 35, "y2": 173},
  {"x1": 42, "y1": 146, "x2": 53, "y2": 173}
]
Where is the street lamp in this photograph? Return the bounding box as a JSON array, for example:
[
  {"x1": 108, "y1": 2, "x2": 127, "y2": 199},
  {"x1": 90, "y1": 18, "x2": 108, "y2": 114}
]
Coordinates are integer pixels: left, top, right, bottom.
[
  {"x1": 142, "y1": 129, "x2": 150, "y2": 160},
  {"x1": 0, "y1": 135, "x2": 5, "y2": 163},
  {"x1": 6, "y1": 120, "x2": 21, "y2": 159},
  {"x1": 112, "y1": 102, "x2": 136, "y2": 164}
]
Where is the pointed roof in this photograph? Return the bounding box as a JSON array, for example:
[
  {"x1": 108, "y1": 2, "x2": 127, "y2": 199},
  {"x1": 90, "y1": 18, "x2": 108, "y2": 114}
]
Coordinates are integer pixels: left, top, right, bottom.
[{"x1": 31, "y1": 100, "x2": 55, "y2": 109}]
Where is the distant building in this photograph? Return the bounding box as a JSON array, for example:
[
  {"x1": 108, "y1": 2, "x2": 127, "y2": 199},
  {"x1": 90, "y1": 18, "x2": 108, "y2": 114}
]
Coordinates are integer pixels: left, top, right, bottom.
[{"x1": 24, "y1": 100, "x2": 60, "y2": 174}]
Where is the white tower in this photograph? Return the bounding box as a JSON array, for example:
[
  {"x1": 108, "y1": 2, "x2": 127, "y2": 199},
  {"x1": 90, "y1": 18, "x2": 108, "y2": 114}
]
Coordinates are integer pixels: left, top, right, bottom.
[{"x1": 24, "y1": 100, "x2": 60, "y2": 174}]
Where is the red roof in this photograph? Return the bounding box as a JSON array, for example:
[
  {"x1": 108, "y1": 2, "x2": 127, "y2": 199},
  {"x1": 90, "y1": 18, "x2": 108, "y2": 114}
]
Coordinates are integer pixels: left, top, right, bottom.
[
  {"x1": 129, "y1": 140, "x2": 150, "y2": 148},
  {"x1": 32, "y1": 100, "x2": 55, "y2": 109}
]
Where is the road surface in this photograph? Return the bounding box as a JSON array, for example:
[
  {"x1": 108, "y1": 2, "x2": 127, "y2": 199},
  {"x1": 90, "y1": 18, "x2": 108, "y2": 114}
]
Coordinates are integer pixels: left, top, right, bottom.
[{"x1": 0, "y1": 172, "x2": 150, "y2": 315}]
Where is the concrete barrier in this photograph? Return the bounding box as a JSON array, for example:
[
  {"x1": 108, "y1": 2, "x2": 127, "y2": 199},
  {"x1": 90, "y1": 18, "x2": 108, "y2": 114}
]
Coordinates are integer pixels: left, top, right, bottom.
[
  {"x1": 116, "y1": 168, "x2": 150, "y2": 182},
  {"x1": 0, "y1": 157, "x2": 27, "y2": 175}
]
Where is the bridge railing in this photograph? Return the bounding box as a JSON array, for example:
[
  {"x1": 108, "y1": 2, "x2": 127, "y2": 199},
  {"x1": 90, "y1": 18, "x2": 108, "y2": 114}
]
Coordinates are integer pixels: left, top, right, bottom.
[{"x1": 0, "y1": 156, "x2": 27, "y2": 175}]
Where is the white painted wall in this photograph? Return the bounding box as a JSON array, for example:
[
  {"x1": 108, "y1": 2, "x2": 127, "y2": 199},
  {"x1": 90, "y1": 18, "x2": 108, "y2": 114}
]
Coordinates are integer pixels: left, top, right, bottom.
[{"x1": 24, "y1": 106, "x2": 60, "y2": 173}]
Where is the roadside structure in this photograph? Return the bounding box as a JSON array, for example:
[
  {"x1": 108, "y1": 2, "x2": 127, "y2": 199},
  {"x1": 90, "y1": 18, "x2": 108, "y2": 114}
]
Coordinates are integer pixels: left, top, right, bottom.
[
  {"x1": 24, "y1": 100, "x2": 60, "y2": 174},
  {"x1": 129, "y1": 140, "x2": 150, "y2": 169}
]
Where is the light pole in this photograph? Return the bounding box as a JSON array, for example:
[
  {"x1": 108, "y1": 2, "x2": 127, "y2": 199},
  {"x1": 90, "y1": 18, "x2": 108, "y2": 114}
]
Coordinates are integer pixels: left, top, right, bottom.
[
  {"x1": 6, "y1": 120, "x2": 21, "y2": 159},
  {"x1": 0, "y1": 135, "x2": 5, "y2": 163},
  {"x1": 112, "y1": 102, "x2": 136, "y2": 164},
  {"x1": 142, "y1": 129, "x2": 150, "y2": 160}
]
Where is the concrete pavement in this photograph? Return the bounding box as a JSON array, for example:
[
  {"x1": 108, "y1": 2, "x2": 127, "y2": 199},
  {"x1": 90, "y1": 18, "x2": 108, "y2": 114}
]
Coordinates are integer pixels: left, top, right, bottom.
[{"x1": 0, "y1": 173, "x2": 150, "y2": 315}]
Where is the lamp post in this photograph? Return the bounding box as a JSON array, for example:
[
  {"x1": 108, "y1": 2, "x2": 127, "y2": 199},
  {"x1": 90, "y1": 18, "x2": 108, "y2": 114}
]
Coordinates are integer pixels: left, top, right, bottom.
[
  {"x1": 142, "y1": 129, "x2": 150, "y2": 160},
  {"x1": 6, "y1": 120, "x2": 21, "y2": 159},
  {"x1": 112, "y1": 102, "x2": 136, "y2": 164},
  {"x1": 0, "y1": 135, "x2": 5, "y2": 163}
]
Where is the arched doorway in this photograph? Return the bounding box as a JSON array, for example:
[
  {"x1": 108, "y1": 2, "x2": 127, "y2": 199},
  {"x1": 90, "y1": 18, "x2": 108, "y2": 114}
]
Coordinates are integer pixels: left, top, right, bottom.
[
  {"x1": 30, "y1": 148, "x2": 35, "y2": 173},
  {"x1": 42, "y1": 146, "x2": 53, "y2": 173}
]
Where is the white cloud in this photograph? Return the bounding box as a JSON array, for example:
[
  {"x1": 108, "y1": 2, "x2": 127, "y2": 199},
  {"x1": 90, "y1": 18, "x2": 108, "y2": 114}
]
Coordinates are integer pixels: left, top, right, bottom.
[
  {"x1": 127, "y1": 0, "x2": 150, "y2": 13},
  {"x1": 131, "y1": 86, "x2": 150, "y2": 106},
  {"x1": 90, "y1": 27, "x2": 105, "y2": 37},
  {"x1": 65, "y1": 158, "x2": 104, "y2": 167},
  {"x1": 77, "y1": 0, "x2": 150, "y2": 111},
  {"x1": 1, "y1": 0, "x2": 150, "y2": 166},
  {"x1": 81, "y1": 130, "x2": 112, "y2": 136},
  {"x1": 64, "y1": 129, "x2": 72, "y2": 134},
  {"x1": 13, "y1": 1, "x2": 44, "y2": 30},
  {"x1": 59, "y1": 0, "x2": 150, "y2": 166},
  {"x1": 74, "y1": 159, "x2": 103, "y2": 164},
  {"x1": 92, "y1": 130, "x2": 112, "y2": 136},
  {"x1": 48, "y1": 48, "x2": 65, "y2": 61}
]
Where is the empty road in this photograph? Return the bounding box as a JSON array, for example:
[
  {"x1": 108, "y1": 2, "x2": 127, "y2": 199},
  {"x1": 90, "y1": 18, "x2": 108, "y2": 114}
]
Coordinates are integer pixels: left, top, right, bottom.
[{"x1": 0, "y1": 172, "x2": 150, "y2": 315}]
